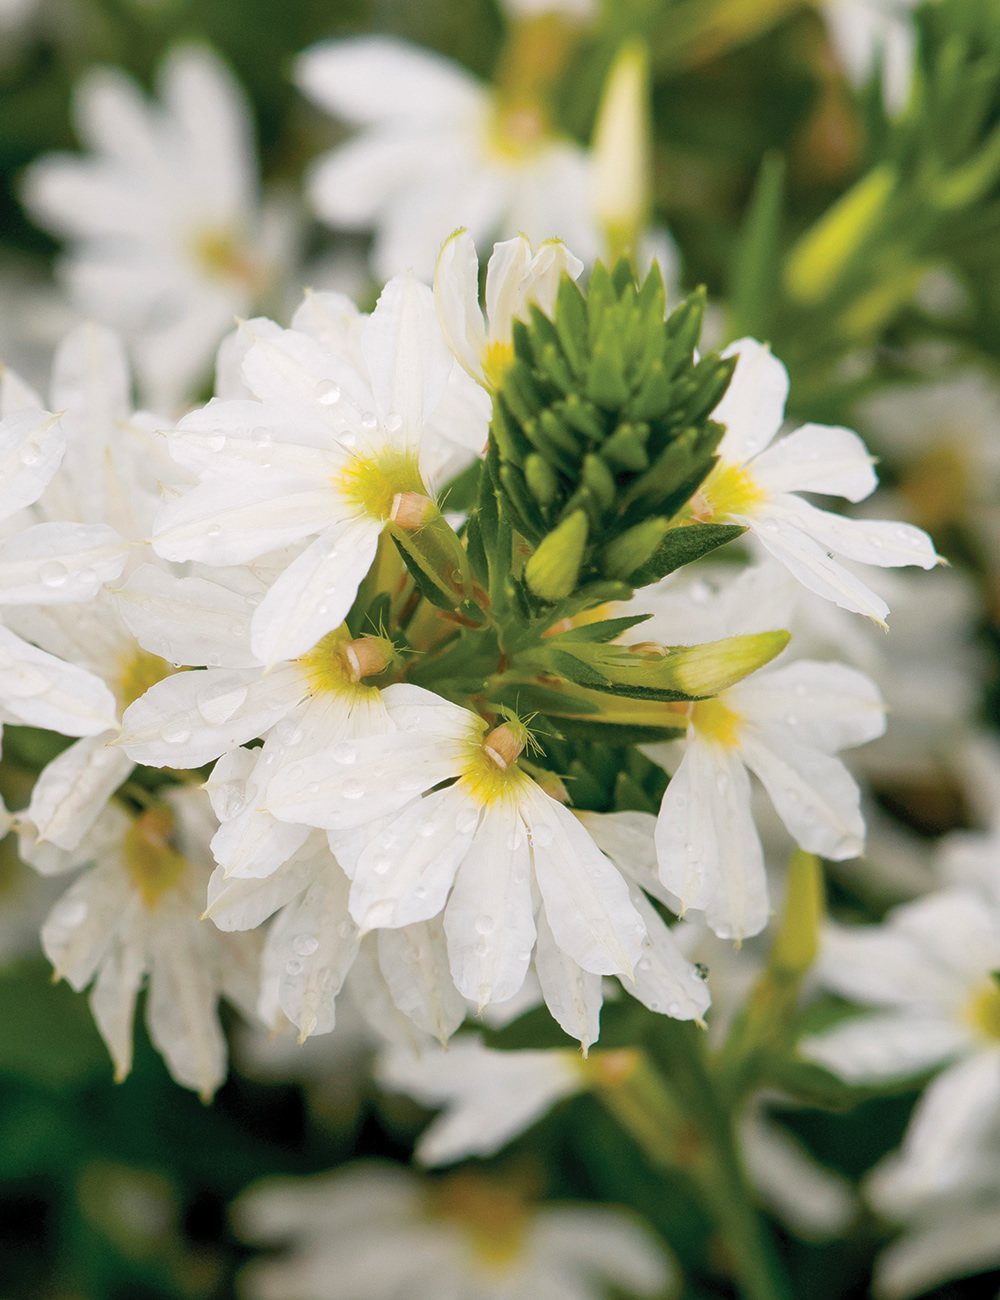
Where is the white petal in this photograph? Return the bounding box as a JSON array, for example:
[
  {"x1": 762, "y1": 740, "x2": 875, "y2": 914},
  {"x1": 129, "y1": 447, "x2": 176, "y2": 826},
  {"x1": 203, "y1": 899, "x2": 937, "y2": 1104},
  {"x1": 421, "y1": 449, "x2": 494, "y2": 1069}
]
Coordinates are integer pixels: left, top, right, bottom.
[
  {"x1": 377, "y1": 1036, "x2": 580, "y2": 1166},
  {"x1": 377, "y1": 917, "x2": 466, "y2": 1042},
  {"x1": 168, "y1": 398, "x2": 343, "y2": 477},
  {"x1": 750, "y1": 423, "x2": 877, "y2": 502},
  {"x1": 714, "y1": 338, "x2": 789, "y2": 464},
  {"x1": 800, "y1": 1011, "x2": 967, "y2": 1083},
  {"x1": 211, "y1": 802, "x2": 311, "y2": 882},
  {"x1": 152, "y1": 475, "x2": 336, "y2": 565},
  {"x1": 266, "y1": 857, "x2": 359, "y2": 1038},
  {"x1": 740, "y1": 724, "x2": 867, "y2": 860},
  {"x1": 239, "y1": 318, "x2": 372, "y2": 430},
  {"x1": 444, "y1": 798, "x2": 535, "y2": 1008},
  {"x1": 250, "y1": 518, "x2": 382, "y2": 666},
  {"x1": 533, "y1": 1206, "x2": 671, "y2": 1295},
  {"x1": 349, "y1": 786, "x2": 480, "y2": 929},
  {"x1": 291, "y1": 289, "x2": 364, "y2": 353},
  {"x1": 89, "y1": 932, "x2": 147, "y2": 1082},
  {"x1": 362, "y1": 274, "x2": 452, "y2": 437},
  {"x1": 765, "y1": 494, "x2": 940, "y2": 571},
  {"x1": 206, "y1": 842, "x2": 321, "y2": 931},
  {"x1": 533, "y1": 906, "x2": 602, "y2": 1049},
  {"x1": 294, "y1": 36, "x2": 484, "y2": 125},
  {"x1": 728, "y1": 659, "x2": 886, "y2": 753},
  {"x1": 627, "y1": 885, "x2": 712, "y2": 1020},
  {"x1": 433, "y1": 230, "x2": 488, "y2": 384},
  {"x1": 119, "y1": 665, "x2": 303, "y2": 768},
  {"x1": 0, "y1": 623, "x2": 118, "y2": 736},
  {"x1": 42, "y1": 862, "x2": 130, "y2": 988},
  {"x1": 746, "y1": 511, "x2": 891, "y2": 622},
  {"x1": 146, "y1": 922, "x2": 228, "y2": 1098},
  {"x1": 523, "y1": 784, "x2": 646, "y2": 977},
  {"x1": 0, "y1": 407, "x2": 66, "y2": 521},
  {"x1": 741, "y1": 1104, "x2": 854, "y2": 1240},
  {"x1": 304, "y1": 128, "x2": 438, "y2": 228},
  {"x1": 873, "y1": 1204, "x2": 1000, "y2": 1300},
  {"x1": 0, "y1": 522, "x2": 128, "y2": 605},
  {"x1": 115, "y1": 563, "x2": 257, "y2": 669},
  {"x1": 27, "y1": 733, "x2": 132, "y2": 851},
  {"x1": 483, "y1": 234, "x2": 534, "y2": 342},
  {"x1": 576, "y1": 809, "x2": 676, "y2": 905}
]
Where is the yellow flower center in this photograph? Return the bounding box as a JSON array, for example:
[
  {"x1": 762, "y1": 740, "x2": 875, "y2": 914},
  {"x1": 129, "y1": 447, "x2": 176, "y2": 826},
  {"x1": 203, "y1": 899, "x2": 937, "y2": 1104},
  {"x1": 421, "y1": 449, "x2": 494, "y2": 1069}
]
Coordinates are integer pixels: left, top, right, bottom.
[
  {"x1": 690, "y1": 697, "x2": 742, "y2": 747},
  {"x1": 483, "y1": 339, "x2": 515, "y2": 390},
  {"x1": 427, "y1": 1171, "x2": 531, "y2": 1271},
  {"x1": 123, "y1": 806, "x2": 187, "y2": 909},
  {"x1": 690, "y1": 463, "x2": 766, "y2": 523},
  {"x1": 118, "y1": 649, "x2": 175, "y2": 712},
  {"x1": 458, "y1": 722, "x2": 532, "y2": 805},
  {"x1": 190, "y1": 227, "x2": 266, "y2": 293},
  {"x1": 966, "y1": 978, "x2": 1000, "y2": 1043},
  {"x1": 334, "y1": 449, "x2": 424, "y2": 522},
  {"x1": 297, "y1": 630, "x2": 392, "y2": 697}
]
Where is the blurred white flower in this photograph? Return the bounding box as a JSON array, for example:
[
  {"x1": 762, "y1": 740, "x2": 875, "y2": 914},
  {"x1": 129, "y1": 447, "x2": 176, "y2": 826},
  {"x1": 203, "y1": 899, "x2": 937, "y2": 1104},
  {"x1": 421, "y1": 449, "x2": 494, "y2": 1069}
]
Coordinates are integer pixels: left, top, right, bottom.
[
  {"x1": 801, "y1": 889, "x2": 1000, "y2": 1209},
  {"x1": 235, "y1": 1161, "x2": 671, "y2": 1300},
  {"x1": 22, "y1": 45, "x2": 295, "y2": 413},
  {"x1": 687, "y1": 338, "x2": 940, "y2": 623},
  {"x1": 295, "y1": 36, "x2": 601, "y2": 280},
  {"x1": 39, "y1": 787, "x2": 261, "y2": 1098}
]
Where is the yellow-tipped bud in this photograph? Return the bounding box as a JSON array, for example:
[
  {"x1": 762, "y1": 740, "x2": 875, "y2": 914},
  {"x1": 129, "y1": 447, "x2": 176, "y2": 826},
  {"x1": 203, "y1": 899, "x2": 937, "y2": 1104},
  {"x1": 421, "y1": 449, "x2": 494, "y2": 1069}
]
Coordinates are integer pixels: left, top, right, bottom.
[
  {"x1": 670, "y1": 630, "x2": 791, "y2": 696},
  {"x1": 592, "y1": 39, "x2": 651, "y2": 262},
  {"x1": 769, "y1": 850, "x2": 824, "y2": 979},
  {"x1": 525, "y1": 510, "x2": 589, "y2": 602},
  {"x1": 390, "y1": 491, "x2": 437, "y2": 530},
  {"x1": 784, "y1": 163, "x2": 896, "y2": 304}
]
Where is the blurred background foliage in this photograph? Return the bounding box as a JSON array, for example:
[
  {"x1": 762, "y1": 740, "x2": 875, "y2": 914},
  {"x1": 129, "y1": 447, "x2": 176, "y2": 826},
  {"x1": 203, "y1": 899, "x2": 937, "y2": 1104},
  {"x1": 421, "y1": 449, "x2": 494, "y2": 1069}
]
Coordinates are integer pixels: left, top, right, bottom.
[{"x1": 1, "y1": 0, "x2": 999, "y2": 1296}]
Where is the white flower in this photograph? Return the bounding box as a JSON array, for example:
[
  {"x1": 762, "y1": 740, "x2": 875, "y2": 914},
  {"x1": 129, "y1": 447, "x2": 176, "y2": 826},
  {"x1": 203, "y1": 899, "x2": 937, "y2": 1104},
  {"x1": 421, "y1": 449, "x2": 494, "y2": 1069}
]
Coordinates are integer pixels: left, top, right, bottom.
[
  {"x1": 822, "y1": 0, "x2": 920, "y2": 115},
  {"x1": 235, "y1": 1161, "x2": 670, "y2": 1300},
  {"x1": 265, "y1": 703, "x2": 647, "y2": 1011},
  {"x1": 21, "y1": 45, "x2": 294, "y2": 412},
  {"x1": 39, "y1": 786, "x2": 261, "y2": 1098},
  {"x1": 686, "y1": 338, "x2": 939, "y2": 625},
  {"x1": 378, "y1": 1035, "x2": 585, "y2": 1165},
  {"x1": 295, "y1": 36, "x2": 601, "y2": 280},
  {"x1": 801, "y1": 889, "x2": 1000, "y2": 1210},
  {"x1": 150, "y1": 275, "x2": 489, "y2": 665},
  {"x1": 870, "y1": 1188, "x2": 1000, "y2": 1299},
  {"x1": 434, "y1": 230, "x2": 583, "y2": 390},
  {"x1": 633, "y1": 566, "x2": 885, "y2": 939}
]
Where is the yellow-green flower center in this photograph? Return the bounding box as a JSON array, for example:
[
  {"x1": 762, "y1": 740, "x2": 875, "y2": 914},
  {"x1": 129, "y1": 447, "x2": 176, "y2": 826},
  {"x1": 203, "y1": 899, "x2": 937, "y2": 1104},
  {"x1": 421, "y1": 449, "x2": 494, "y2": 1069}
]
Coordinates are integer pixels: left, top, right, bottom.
[
  {"x1": 966, "y1": 978, "x2": 1000, "y2": 1043},
  {"x1": 190, "y1": 227, "x2": 265, "y2": 292},
  {"x1": 690, "y1": 463, "x2": 766, "y2": 523},
  {"x1": 334, "y1": 449, "x2": 424, "y2": 522},
  {"x1": 458, "y1": 722, "x2": 531, "y2": 805},
  {"x1": 298, "y1": 630, "x2": 393, "y2": 697},
  {"x1": 690, "y1": 697, "x2": 742, "y2": 747},
  {"x1": 123, "y1": 806, "x2": 187, "y2": 909},
  {"x1": 426, "y1": 1170, "x2": 531, "y2": 1270}
]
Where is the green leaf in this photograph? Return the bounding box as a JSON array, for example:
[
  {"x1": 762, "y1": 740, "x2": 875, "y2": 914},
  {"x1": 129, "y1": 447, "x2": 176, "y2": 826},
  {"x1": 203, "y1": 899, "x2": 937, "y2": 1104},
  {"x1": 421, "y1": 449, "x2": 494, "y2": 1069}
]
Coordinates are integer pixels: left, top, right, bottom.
[
  {"x1": 628, "y1": 522, "x2": 746, "y2": 586},
  {"x1": 730, "y1": 151, "x2": 786, "y2": 339}
]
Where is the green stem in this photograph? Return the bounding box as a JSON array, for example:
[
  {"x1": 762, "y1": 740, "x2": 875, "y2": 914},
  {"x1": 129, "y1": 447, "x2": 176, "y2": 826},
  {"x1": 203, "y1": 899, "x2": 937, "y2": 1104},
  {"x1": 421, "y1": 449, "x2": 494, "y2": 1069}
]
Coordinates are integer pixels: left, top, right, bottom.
[{"x1": 593, "y1": 1038, "x2": 791, "y2": 1300}]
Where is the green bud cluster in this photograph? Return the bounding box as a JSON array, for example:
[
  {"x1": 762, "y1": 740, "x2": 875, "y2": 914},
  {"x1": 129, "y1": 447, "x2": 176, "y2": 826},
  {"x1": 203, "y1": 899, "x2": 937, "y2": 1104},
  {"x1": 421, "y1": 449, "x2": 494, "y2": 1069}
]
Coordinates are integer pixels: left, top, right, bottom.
[{"x1": 487, "y1": 259, "x2": 738, "y2": 602}]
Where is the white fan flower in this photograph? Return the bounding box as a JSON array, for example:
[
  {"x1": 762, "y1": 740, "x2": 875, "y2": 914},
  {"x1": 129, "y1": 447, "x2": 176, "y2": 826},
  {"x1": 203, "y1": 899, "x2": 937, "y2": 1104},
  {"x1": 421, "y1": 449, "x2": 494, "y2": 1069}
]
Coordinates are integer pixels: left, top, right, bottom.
[
  {"x1": 235, "y1": 1161, "x2": 671, "y2": 1300},
  {"x1": 39, "y1": 786, "x2": 261, "y2": 1099},
  {"x1": 801, "y1": 889, "x2": 1000, "y2": 1212},
  {"x1": 821, "y1": 0, "x2": 921, "y2": 115},
  {"x1": 264, "y1": 702, "x2": 647, "y2": 1010},
  {"x1": 632, "y1": 566, "x2": 885, "y2": 939},
  {"x1": 434, "y1": 230, "x2": 583, "y2": 390},
  {"x1": 21, "y1": 45, "x2": 295, "y2": 412},
  {"x1": 150, "y1": 275, "x2": 489, "y2": 666},
  {"x1": 684, "y1": 338, "x2": 940, "y2": 625},
  {"x1": 295, "y1": 35, "x2": 601, "y2": 280}
]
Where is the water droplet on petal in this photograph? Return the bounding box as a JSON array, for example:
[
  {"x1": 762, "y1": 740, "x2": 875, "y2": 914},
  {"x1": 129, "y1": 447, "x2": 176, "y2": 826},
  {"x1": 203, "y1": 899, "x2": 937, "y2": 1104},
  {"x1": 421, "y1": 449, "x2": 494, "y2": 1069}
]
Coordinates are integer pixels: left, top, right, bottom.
[
  {"x1": 208, "y1": 433, "x2": 226, "y2": 452},
  {"x1": 207, "y1": 524, "x2": 221, "y2": 538},
  {"x1": 162, "y1": 720, "x2": 191, "y2": 745},
  {"x1": 384, "y1": 412, "x2": 403, "y2": 434},
  {"x1": 40, "y1": 561, "x2": 68, "y2": 588},
  {"x1": 474, "y1": 914, "x2": 494, "y2": 935},
  {"x1": 284, "y1": 958, "x2": 304, "y2": 976},
  {"x1": 251, "y1": 426, "x2": 272, "y2": 446},
  {"x1": 19, "y1": 443, "x2": 41, "y2": 465},
  {"x1": 456, "y1": 807, "x2": 479, "y2": 834},
  {"x1": 293, "y1": 933, "x2": 319, "y2": 957},
  {"x1": 315, "y1": 379, "x2": 341, "y2": 406},
  {"x1": 360, "y1": 411, "x2": 377, "y2": 431},
  {"x1": 530, "y1": 823, "x2": 554, "y2": 848},
  {"x1": 342, "y1": 778, "x2": 365, "y2": 800},
  {"x1": 197, "y1": 682, "x2": 248, "y2": 725}
]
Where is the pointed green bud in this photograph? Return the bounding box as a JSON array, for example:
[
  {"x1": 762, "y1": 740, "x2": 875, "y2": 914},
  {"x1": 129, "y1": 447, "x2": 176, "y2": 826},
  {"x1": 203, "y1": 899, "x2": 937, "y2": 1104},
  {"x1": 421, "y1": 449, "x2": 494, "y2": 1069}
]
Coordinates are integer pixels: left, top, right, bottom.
[
  {"x1": 524, "y1": 452, "x2": 559, "y2": 506},
  {"x1": 784, "y1": 163, "x2": 896, "y2": 304},
  {"x1": 669, "y1": 630, "x2": 791, "y2": 695},
  {"x1": 769, "y1": 850, "x2": 824, "y2": 979},
  {"x1": 525, "y1": 510, "x2": 589, "y2": 601},
  {"x1": 601, "y1": 517, "x2": 669, "y2": 579}
]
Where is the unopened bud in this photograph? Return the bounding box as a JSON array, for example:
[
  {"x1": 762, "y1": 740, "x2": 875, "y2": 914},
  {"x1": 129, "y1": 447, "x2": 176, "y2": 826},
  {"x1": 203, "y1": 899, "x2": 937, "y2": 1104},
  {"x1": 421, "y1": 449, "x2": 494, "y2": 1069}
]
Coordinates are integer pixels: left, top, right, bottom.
[
  {"x1": 785, "y1": 163, "x2": 896, "y2": 304},
  {"x1": 391, "y1": 491, "x2": 436, "y2": 530},
  {"x1": 602, "y1": 517, "x2": 669, "y2": 579},
  {"x1": 483, "y1": 723, "x2": 525, "y2": 769},
  {"x1": 769, "y1": 850, "x2": 824, "y2": 978},
  {"x1": 671, "y1": 630, "x2": 790, "y2": 696},
  {"x1": 525, "y1": 510, "x2": 588, "y2": 602},
  {"x1": 592, "y1": 40, "x2": 651, "y2": 261},
  {"x1": 341, "y1": 636, "x2": 394, "y2": 682}
]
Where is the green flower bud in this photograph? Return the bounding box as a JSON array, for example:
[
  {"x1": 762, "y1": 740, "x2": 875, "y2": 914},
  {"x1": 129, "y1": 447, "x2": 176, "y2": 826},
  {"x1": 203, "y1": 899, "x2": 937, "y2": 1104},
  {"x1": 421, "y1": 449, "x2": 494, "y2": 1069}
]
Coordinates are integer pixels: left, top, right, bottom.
[
  {"x1": 668, "y1": 630, "x2": 791, "y2": 695},
  {"x1": 601, "y1": 517, "x2": 670, "y2": 579},
  {"x1": 525, "y1": 510, "x2": 589, "y2": 602}
]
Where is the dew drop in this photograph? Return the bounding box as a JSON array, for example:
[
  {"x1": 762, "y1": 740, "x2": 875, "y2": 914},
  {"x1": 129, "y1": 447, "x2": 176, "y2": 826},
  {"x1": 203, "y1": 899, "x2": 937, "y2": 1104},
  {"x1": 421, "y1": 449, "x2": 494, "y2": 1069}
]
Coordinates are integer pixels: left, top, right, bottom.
[
  {"x1": 340, "y1": 431, "x2": 357, "y2": 449},
  {"x1": 315, "y1": 379, "x2": 341, "y2": 406},
  {"x1": 474, "y1": 914, "x2": 495, "y2": 935},
  {"x1": 162, "y1": 720, "x2": 191, "y2": 745},
  {"x1": 284, "y1": 958, "x2": 304, "y2": 976},
  {"x1": 207, "y1": 523, "x2": 221, "y2": 538},
  {"x1": 19, "y1": 442, "x2": 41, "y2": 465},
  {"x1": 530, "y1": 823, "x2": 554, "y2": 848},
  {"x1": 292, "y1": 933, "x2": 319, "y2": 957},
  {"x1": 207, "y1": 433, "x2": 226, "y2": 452},
  {"x1": 337, "y1": 920, "x2": 354, "y2": 938},
  {"x1": 40, "y1": 561, "x2": 68, "y2": 588},
  {"x1": 197, "y1": 683, "x2": 248, "y2": 725},
  {"x1": 475, "y1": 939, "x2": 489, "y2": 957},
  {"x1": 342, "y1": 778, "x2": 365, "y2": 800},
  {"x1": 417, "y1": 820, "x2": 436, "y2": 838},
  {"x1": 360, "y1": 411, "x2": 378, "y2": 431},
  {"x1": 384, "y1": 412, "x2": 403, "y2": 433},
  {"x1": 251, "y1": 426, "x2": 272, "y2": 446},
  {"x1": 208, "y1": 653, "x2": 222, "y2": 667},
  {"x1": 372, "y1": 853, "x2": 392, "y2": 876}
]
